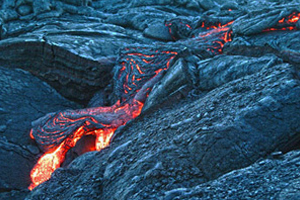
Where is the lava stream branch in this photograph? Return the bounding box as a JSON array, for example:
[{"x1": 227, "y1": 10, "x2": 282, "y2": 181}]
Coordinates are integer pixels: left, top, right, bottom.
[
  {"x1": 29, "y1": 98, "x2": 145, "y2": 190},
  {"x1": 29, "y1": 48, "x2": 178, "y2": 190}
]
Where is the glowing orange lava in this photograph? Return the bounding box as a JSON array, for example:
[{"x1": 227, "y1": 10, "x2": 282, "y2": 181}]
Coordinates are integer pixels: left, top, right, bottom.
[
  {"x1": 29, "y1": 49, "x2": 176, "y2": 190},
  {"x1": 29, "y1": 99, "x2": 144, "y2": 190},
  {"x1": 263, "y1": 12, "x2": 300, "y2": 32}
]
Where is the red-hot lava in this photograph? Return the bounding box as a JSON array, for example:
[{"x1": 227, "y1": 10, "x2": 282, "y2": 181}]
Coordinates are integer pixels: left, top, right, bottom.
[
  {"x1": 195, "y1": 21, "x2": 233, "y2": 54},
  {"x1": 263, "y1": 12, "x2": 300, "y2": 32},
  {"x1": 28, "y1": 12, "x2": 300, "y2": 190},
  {"x1": 29, "y1": 99, "x2": 143, "y2": 190},
  {"x1": 28, "y1": 48, "x2": 178, "y2": 190}
]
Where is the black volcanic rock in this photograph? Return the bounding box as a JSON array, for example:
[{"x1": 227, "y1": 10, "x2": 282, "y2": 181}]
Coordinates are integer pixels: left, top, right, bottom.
[
  {"x1": 144, "y1": 54, "x2": 282, "y2": 111},
  {"x1": 0, "y1": 37, "x2": 117, "y2": 104},
  {"x1": 0, "y1": 0, "x2": 297, "y2": 104},
  {"x1": 0, "y1": 138, "x2": 35, "y2": 190},
  {"x1": 0, "y1": 19, "x2": 134, "y2": 104},
  {"x1": 167, "y1": 150, "x2": 300, "y2": 200},
  {"x1": 26, "y1": 62, "x2": 300, "y2": 199},
  {"x1": 0, "y1": 0, "x2": 300, "y2": 199},
  {"x1": 0, "y1": 67, "x2": 78, "y2": 192},
  {"x1": 231, "y1": 7, "x2": 298, "y2": 36},
  {"x1": 0, "y1": 0, "x2": 163, "y2": 104},
  {"x1": 0, "y1": 67, "x2": 79, "y2": 147},
  {"x1": 194, "y1": 54, "x2": 282, "y2": 90},
  {"x1": 0, "y1": 190, "x2": 29, "y2": 200},
  {"x1": 226, "y1": 30, "x2": 300, "y2": 68}
]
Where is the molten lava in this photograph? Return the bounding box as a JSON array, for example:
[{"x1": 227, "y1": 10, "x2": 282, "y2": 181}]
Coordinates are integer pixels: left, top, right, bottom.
[
  {"x1": 29, "y1": 48, "x2": 177, "y2": 190},
  {"x1": 263, "y1": 12, "x2": 300, "y2": 32},
  {"x1": 29, "y1": 12, "x2": 300, "y2": 190}
]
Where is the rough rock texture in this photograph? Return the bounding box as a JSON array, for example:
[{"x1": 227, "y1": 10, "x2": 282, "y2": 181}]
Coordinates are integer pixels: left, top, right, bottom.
[
  {"x1": 26, "y1": 63, "x2": 300, "y2": 199},
  {"x1": 168, "y1": 150, "x2": 300, "y2": 200},
  {"x1": 0, "y1": 190, "x2": 29, "y2": 200},
  {"x1": 0, "y1": 67, "x2": 78, "y2": 192},
  {"x1": 0, "y1": 0, "x2": 300, "y2": 199},
  {"x1": 0, "y1": 67, "x2": 79, "y2": 146},
  {"x1": 1, "y1": 0, "x2": 298, "y2": 104}
]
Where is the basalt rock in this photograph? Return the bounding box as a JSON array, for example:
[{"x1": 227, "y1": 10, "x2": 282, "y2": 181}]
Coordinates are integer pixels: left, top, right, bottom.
[
  {"x1": 166, "y1": 150, "x2": 300, "y2": 200},
  {"x1": 226, "y1": 30, "x2": 300, "y2": 66},
  {"x1": 144, "y1": 54, "x2": 282, "y2": 111},
  {"x1": 195, "y1": 54, "x2": 282, "y2": 90},
  {"x1": 0, "y1": 66, "x2": 79, "y2": 147},
  {"x1": 143, "y1": 58, "x2": 193, "y2": 111},
  {"x1": 0, "y1": 15, "x2": 141, "y2": 104},
  {"x1": 0, "y1": 66, "x2": 78, "y2": 193},
  {"x1": 0, "y1": 1, "x2": 165, "y2": 104},
  {"x1": 0, "y1": 38, "x2": 117, "y2": 104},
  {"x1": 1, "y1": 0, "x2": 297, "y2": 105},
  {"x1": 0, "y1": 190, "x2": 29, "y2": 200},
  {"x1": 232, "y1": 7, "x2": 300, "y2": 36},
  {"x1": 26, "y1": 63, "x2": 300, "y2": 199},
  {"x1": 1, "y1": 0, "x2": 300, "y2": 199},
  {"x1": 0, "y1": 138, "x2": 35, "y2": 190}
]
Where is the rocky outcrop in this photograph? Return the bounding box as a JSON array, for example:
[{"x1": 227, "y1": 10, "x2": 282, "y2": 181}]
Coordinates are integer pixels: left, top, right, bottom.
[
  {"x1": 26, "y1": 62, "x2": 300, "y2": 199},
  {"x1": 167, "y1": 150, "x2": 300, "y2": 200},
  {"x1": 0, "y1": 66, "x2": 78, "y2": 193}
]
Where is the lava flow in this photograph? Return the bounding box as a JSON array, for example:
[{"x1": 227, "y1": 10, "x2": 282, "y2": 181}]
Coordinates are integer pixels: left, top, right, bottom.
[
  {"x1": 28, "y1": 48, "x2": 178, "y2": 190},
  {"x1": 28, "y1": 12, "x2": 300, "y2": 190},
  {"x1": 263, "y1": 12, "x2": 300, "y2": 32}
]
